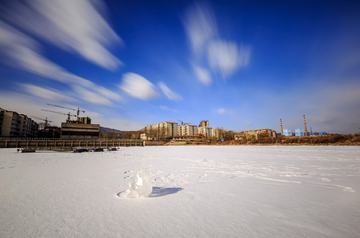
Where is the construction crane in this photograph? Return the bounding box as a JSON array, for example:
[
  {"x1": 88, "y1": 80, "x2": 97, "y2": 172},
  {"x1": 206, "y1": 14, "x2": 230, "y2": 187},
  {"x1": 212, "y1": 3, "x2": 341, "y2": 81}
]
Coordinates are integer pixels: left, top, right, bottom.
[
  {"x1": 41, "y1": 109, "x2": 76, "y2": 123},
  {"x1": 46, "y1": 103, "x2": 85, "y2": 121},
  {"x1": 31, "y1": 116, "x2": 52, "y2": 128},
  {"x1": 178, "y1": 120, "x2": 184, "y2": 125}
]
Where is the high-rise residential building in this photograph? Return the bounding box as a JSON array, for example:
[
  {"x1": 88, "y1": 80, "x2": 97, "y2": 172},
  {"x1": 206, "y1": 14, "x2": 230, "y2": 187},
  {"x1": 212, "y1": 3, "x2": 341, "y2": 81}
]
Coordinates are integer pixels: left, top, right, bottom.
[
  {"x1": 0, "y1": 108, "x2": 38, "y2": 137},
  {"x1": 198, "y1": 126, "x2": 213, "y2": 138},
  {"x1": 199, "y1": 120, "x2": 209, "y2": 127},
  {"x1": 144, "y1": 121, "x2": 178, "y2": 140},
  {"x1": 178, "y1": 124, "x2": 198, "y2": 136}
]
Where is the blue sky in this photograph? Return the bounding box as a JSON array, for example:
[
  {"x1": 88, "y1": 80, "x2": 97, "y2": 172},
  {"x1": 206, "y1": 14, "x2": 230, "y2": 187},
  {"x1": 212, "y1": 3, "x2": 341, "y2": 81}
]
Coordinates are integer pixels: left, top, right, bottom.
[{"x1": 0, "y1": 0, "x2": 359, "y2": 134}]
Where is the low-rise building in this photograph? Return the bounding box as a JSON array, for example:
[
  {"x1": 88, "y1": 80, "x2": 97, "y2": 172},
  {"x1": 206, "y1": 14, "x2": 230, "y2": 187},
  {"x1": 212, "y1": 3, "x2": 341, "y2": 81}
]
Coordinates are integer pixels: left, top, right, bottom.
[
  {"x1": 172, "y1": 133, "x2": 205, "y2": 142},
  {"x1": 234, "y1": 128, "x2": 277, "y2": 140},
  {"x1": 60, "y1": 120, "x2": 100, "y2": 139},
  {"x1": 295, "y1": 129, "x2": 305, "y2": 136},
  {"x1": 283, "y1": 129, "x2": 292, "y2": 137},
  {"x1": 309, "y1": 132, "x2": 328, "y2": 136}
]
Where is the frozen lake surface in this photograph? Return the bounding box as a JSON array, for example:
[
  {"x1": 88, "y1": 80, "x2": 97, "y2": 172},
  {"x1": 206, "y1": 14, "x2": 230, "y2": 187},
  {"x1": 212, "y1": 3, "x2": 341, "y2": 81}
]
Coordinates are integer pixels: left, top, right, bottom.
[{"x1": 1, "y1": 146, "x2": 359, "y2": 237}]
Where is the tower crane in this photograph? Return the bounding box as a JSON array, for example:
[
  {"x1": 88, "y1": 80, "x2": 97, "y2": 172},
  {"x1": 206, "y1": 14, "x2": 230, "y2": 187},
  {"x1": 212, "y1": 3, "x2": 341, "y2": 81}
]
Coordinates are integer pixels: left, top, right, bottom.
[
  {"x1": 41, "y1": 109, "x2": 76, "y2": 123},
  {"x1": 31, "y1": 116, "x2": 52, "y2": 128},
  {"x1": 46, "y1": 103, "x2": 85, "y2": 122}
]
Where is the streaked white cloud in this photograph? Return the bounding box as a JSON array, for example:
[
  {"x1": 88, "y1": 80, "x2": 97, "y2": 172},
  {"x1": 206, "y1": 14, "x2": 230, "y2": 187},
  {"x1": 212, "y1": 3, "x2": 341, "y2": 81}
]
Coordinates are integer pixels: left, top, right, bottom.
[
  {"x1": 120, "y1": 73, "x2": 159, "y2": 100},
  {"x1": 183, "y1": 2, "x2": 217, "y2": 52},
  {"x1": 218, "y1": 108, "x2": 226, "y2": 114},
  {"x1": 0, "y1": 21, "x2": 122, "y2": 104},
  {"x1": 244, "y1": 120, "x2": 252, "y2": 125},
  {"x1": 4, "y1": 0, "x2": 122, "y2": 70},
  {"x1": 103, "y1": 118, "x2": 144, "y2": 131},
  {"x1": 158, "y1": 82, "x2": 182, "y2": 101},
  {"x1": 72, "y1": 86, "x2": 113, "y2": 106},
  {"x1": 208, "y1": 40, "x2": 251, "y2": 76},
  {"x1": 159, "y1": 105, "x2": 179, "y2": 113},
  {"x1": 183, "y1": 3, "x2": 251, "y2": 83},
  {"x1": 22, "y1": 84, "x2": 77, "y2": 102},
  {"x1": 194, "y1": 66, "x2": 211, "y2": 85}
]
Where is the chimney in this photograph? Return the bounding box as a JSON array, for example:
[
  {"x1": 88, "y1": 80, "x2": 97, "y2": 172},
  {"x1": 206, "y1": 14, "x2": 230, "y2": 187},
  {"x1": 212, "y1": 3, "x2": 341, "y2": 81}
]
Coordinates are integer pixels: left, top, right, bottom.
[
  {"x1": 280, "y1": 119, "x2": 283, "y2": 136},
  {"x1": 303, "y1": 115, "x2": 308, "y2": 136}
]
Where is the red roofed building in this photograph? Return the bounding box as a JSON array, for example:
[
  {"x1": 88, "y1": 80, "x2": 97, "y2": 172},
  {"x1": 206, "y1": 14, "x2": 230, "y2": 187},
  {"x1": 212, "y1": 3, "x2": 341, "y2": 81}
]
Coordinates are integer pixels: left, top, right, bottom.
[{"x1": 173, "y1": 133, "x2": 205, "y2": 142}]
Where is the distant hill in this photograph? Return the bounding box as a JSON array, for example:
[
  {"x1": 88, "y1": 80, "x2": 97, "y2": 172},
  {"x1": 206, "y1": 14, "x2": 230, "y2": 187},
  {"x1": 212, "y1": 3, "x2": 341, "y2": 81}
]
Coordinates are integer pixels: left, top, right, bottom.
[{"x1": 100, "y1": 126, "x2": 129, "y2": 134}]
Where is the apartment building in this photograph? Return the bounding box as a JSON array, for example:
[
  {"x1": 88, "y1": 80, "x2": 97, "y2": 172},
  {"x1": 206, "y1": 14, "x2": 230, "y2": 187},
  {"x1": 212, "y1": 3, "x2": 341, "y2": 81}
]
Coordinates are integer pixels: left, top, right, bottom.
[
  {"x1": 144, "y1": 121, "x2": 178, "y2": 140},
  {"x1": 199, "y1": 120, "x2": 209, "y2": 127},
  {"x1": 198, "y1": 126, "x2": 213, "y2": 138},
  {"x1": 0, "y1": 108, "x2": 38, "y2": 137},
  {"x1": 178, "y1": 124, "x2": 198, "y2": 136}
]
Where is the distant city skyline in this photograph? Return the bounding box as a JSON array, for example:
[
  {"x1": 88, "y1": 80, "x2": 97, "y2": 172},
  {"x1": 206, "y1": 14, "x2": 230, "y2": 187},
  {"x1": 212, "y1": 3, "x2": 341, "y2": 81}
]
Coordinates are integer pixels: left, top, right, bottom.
[{"x1": 0, "y1": 0, "x2": 359, "y2": 134}]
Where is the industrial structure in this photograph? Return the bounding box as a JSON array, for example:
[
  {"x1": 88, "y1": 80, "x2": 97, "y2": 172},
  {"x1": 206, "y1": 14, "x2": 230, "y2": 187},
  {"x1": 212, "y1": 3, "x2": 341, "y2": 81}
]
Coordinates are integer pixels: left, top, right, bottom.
[
  {"x1": 281, "y1": 116, "x2": 327, "y2": 137},
  {"x1": 0, "y1": 108, "x2": 38, "y2": 137},
  {"x1": 303, "y1": 115, "x2": 308, "y2": 136}
]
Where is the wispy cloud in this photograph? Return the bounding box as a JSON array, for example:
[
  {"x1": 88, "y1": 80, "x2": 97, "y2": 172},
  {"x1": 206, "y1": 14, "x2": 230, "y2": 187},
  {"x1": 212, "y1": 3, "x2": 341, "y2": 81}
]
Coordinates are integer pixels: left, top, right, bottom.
[
  {"x1": 193, "y1": 66, "x2": 211, "y2": 85},
  {"x1": 183, "y1": 3, "x2": 251, "y2": 84},
  {"x1": 159, "y1": 105, "x2": 179, "y2": 113},
  {"x1": 208, "y1": 40, "x2": 251, "y2": 77},
  {"x1": 119, "y1": 73, "x2": 159, "y2": 100},
  {"x1": 0, "y1": 21, "x2": 121, "y2": 105},
  {"x1": 72, "y1": 86, "x2": 113, "y2": 106},
  {"x1": 3, "y1": 0, "x2": 122, "y2": 70},
  {"x1": 244, "y1": 120, "x2": 252, "y2": 125},
  {"x1": 158, "y1": 82, "x2": 182, "y2": 101},
  {"x1": 217, "y1": 108, "x2": 226, "y2": 114},
  {"x1": 22, "y1": 84, "x2": 77, "y2": 102},
  {"x1": 183, "y1": 3, "x2": 217, "y2": 53},
  {"x1": 103, "y1": 118, "x2": 144, "y2": 131}
]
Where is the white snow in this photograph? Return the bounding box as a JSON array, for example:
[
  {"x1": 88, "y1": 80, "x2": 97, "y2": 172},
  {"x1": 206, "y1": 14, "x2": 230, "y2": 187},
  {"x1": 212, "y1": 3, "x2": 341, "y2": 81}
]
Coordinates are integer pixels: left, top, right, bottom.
[{"x1": 0, "y1": 146, "x2": 359, "y2": 237}]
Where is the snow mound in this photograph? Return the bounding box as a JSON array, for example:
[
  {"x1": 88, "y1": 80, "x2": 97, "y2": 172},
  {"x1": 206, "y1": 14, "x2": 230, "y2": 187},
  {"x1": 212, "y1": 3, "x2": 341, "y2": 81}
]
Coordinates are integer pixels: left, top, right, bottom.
[{"x1": 128, "y1": 169, "x2": 152, "y2": 198}]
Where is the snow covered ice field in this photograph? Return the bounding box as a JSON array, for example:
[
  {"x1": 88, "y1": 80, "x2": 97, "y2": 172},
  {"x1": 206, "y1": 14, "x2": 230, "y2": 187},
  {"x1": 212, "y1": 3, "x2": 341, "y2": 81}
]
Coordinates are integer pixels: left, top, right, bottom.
[{"x1": 1, "y1": 146, "x2": 360, "y2": 238}]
